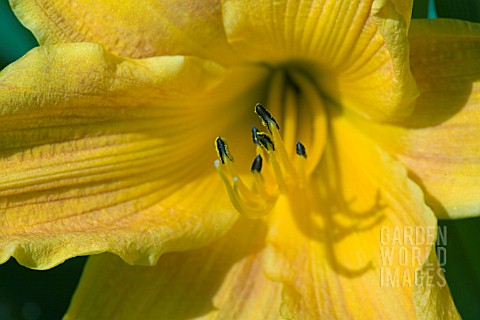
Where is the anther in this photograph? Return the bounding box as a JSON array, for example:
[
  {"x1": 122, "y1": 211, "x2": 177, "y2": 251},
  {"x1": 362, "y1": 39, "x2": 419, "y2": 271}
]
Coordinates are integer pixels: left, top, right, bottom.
[
  {"x1": 216, "y1": 136, "x2": 251, "y2": 194},
  {"x1": 295, "y1": 141, "x2": 308, "y2": 188},
  {"x1": 251, "y1": 154, "x2": 263, "y2": 173},
  {"x1": 255, "y1": 103, "x2": 280, "y2": 134},
  {"x1": 215, "y1": 136, "x2": 234, "y2": 164},
  {"x1": 296, "y1": 141, "x2": 307, "y2": 158},
  {"x1": 214, "y1": 102, "x2": 313, "y2": 219},
  {"x1": 255, "y1": 132, "x2": 287, "y2": 192},
  {"x1": 255, "y1": 103, "x2": 296, "y2": 180},
  {"x1": 256, "y1": 132, "x2": 275, "y2": 151},
  {"x1": 251, "y1": 126, "x2": 259, "y2": 145}
]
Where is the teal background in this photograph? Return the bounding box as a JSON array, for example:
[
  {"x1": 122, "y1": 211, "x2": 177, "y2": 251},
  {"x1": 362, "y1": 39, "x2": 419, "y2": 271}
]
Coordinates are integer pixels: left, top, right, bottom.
[
  {"x1": 0, "y1": 0, "x2": 37, "y2": 69},
  {"x1": 0, "y1": 0, "x2": 479, "y2": 319}
]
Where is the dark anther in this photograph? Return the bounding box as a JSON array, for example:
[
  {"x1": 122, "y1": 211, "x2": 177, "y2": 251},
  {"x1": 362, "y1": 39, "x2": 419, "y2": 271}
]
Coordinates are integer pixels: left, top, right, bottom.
[
  {"x1": 254, "y1": 103, "x2": 280, "y2": 133},
  {"x1": 251, "y1": 126, "x2": 259, "y2": 145},
  {"x1": 251, "y1": 154, "x2": 263, "y2": 173},
  {"x1": 256, "y1": 132, "x2": 275, "y2": 151},
  {"x1": 215, "y1": 136, "x2": 234, "y2": 164},
  {"x1": 296, "y1": 141, "x2": 307, "y2": 158}
]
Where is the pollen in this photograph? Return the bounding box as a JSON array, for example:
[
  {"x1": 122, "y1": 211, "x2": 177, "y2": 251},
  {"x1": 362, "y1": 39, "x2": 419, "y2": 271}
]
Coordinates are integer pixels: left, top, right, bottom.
[{"x1": 214, "y1": 104, "x2": 309, "y2": 219}]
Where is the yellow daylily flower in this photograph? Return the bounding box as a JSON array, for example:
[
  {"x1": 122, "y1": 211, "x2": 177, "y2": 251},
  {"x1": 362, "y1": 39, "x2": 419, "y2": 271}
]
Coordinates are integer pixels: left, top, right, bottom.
[{"x1": 1, "y1": 0, "x2": 479, "y2": 318}]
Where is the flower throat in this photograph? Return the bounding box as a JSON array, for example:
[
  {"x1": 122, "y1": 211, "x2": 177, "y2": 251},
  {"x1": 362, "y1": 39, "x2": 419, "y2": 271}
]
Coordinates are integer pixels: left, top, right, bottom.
[{"x1": 214, "y1": 103, "x2": 308, "y2": 219}]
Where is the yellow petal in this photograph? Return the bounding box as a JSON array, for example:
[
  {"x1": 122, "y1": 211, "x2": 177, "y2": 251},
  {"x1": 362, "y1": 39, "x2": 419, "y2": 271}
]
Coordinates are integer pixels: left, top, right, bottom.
[
  {"x1": 263, "y1": 114, "x2": 457, "y2": 318},
  {"x1": 10, "y1": 0, "x2": 237, "y2": 63},
  {"x1": 222, "y1": 0, "x2": 418, "y2": 122},
  {"x1": 0, "y1": 43, "x2": 269, "y2": 269},
  {"x1": 65, "y1": 219, "x2": 282, "y2": 319},
  {"x1": 414, "y1": 246, "x2": 461, "y2": 319},
  {"x1": 357, "y1": 19, "x2": 480, "y2": 219}
]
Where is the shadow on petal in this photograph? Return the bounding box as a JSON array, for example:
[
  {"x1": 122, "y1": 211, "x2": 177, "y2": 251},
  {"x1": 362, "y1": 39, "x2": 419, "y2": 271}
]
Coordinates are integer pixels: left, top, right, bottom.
[{"x1": 66, "y1": 218, "x2": 280, "y2": 319}]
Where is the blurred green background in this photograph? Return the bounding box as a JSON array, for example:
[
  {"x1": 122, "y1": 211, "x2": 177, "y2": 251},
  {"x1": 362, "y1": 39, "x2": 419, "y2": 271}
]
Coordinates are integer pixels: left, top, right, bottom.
[{"x1": 0, "y1": 0, "x2": 479, "y2": 319}]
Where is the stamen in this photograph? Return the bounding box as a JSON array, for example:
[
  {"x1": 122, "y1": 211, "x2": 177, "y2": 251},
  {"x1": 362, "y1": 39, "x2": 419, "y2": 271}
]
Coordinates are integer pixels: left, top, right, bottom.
[
  {"x1": 215, "y1": 136, "x2": 251, "y2": 196},
  {"x1": 214, "y1": 141, "x2": 276, "y2": 219},
  {"x1": 256, "y1": 132, "x2": 287, "y2": 192},
  {"x1": 232, "y1": 176, "x2": 266, "y2": 205},
  {"x1": 214, "y1": 160, "x2": 259, "y2": 217},
  {"x1": 251, "y1": 126, "x2": 259, "y2": 145},
  {"x1": 234, "y1": 184, "x2": 275, "y2": 218},
  {"x1": 214, "y1": 159, "x2": 241, "y2": 205},
  {"x1": 296, "y1": 141, "x2": 308, "y2": 188},
  {"x1": 288, "y1": 71, "x2": 327, "y2": 175},
  {"x1": 296, "y1": 141, "x2": 307, "y2": 158},
  {"x1": 214, "y1": 101, "x2": 313, "y2": 219},
  {"x1": 256, "y1": 132, "x2": 275, "y2": 151},
  {"x1": 247, "y1": 154, "x2": 272, "y2": 199},
  {"x1": 251, "y1": 126, "x2": 263, "y2": 156},
  {"x1": 214, "y1": 160, "x2": 271, "y2": 219},
  {"x1": 252, "y1": 174, "x2": 269, "y2": 200},
  {"x1": 215, "y1": 136, "x2": 233, "y2": 164},
  {"x1": 255, "y1": 104, "x2": 296, "y2": 181},
  {"x1": 251, "y1": 154, "x2": 263, "y2": 173},
  {"x1": 255, "y1": 103, "x2": 280, "y2": 134}
]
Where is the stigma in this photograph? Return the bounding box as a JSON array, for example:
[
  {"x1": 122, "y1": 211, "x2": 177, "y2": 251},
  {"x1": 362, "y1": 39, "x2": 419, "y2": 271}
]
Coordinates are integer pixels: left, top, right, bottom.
[{"x1": 214, "y1": 103, "x2": 308, "y2": 219}]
